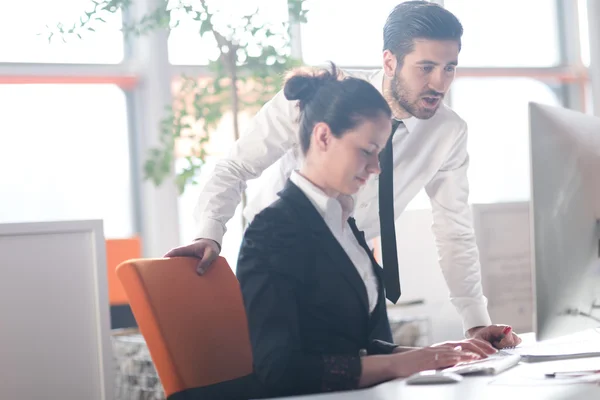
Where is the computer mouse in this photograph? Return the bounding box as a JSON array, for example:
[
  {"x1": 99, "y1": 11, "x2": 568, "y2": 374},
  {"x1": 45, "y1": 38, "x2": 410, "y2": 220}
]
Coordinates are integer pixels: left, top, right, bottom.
[{"x1": 405, "y1": 370, "x2": 464, "y2": 385}]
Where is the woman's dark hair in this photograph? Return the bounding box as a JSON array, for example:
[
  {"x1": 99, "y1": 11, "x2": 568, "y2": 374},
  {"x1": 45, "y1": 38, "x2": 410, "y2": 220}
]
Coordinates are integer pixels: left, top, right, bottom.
[
  {"x1": 283, "y1": 63, "x2": 392, "y2": 154},
  {"x1": 383, "y1": 1, "x2": 463, "y2": 66}
]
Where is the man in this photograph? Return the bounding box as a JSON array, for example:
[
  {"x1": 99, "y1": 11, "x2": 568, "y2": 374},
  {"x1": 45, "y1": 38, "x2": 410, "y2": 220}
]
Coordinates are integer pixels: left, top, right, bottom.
[{"x1": 166, "y1": 1, "x2": 521, "y2": 348}]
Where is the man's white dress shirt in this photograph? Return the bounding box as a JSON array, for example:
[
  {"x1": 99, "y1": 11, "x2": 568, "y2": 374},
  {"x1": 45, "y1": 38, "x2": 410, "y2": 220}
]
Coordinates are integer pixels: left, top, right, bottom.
[
  {"x1": 289, "y1": 171, "x2": 379, "y2": 314},
  {"x1": 193, "y1": 68, "x2": 492, "y2": 333}
]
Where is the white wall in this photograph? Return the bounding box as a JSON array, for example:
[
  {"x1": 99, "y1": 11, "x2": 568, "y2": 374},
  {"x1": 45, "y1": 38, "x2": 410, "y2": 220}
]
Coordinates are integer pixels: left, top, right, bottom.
[{"x1": 390, "y1": 208, "x2": 465, "y2": 345}]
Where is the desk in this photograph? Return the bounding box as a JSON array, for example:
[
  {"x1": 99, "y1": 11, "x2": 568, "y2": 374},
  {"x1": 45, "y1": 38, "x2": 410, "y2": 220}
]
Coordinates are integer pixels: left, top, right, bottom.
[
  {"x1": 268, "y1": 331, "x2": 600, "y2": 400},
  {"x1": 269, "y1": 356, "x2": 600, "y2": 400}
]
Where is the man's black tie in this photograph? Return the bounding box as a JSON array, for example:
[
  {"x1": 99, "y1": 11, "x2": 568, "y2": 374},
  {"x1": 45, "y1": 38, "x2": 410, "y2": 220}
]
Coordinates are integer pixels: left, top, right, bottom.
[{"x1": 379, "y1": 119, "x2": 402, "y2": 303}]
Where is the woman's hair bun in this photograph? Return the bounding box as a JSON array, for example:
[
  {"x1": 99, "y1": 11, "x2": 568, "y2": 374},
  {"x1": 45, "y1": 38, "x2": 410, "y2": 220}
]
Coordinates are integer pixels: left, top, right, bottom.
[
  {"x1": 283, "y1": 63, "x2": 340, "y2": 106},
  {"x1": 283, "y1": 74, "x2": 318, "y2": 102}
]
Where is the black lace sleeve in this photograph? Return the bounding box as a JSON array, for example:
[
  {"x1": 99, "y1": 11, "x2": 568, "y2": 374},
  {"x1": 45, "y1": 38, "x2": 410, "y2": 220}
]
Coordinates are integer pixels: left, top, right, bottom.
[{"x1": 321, "y1": 355, "x2": 362, "y2": 392}]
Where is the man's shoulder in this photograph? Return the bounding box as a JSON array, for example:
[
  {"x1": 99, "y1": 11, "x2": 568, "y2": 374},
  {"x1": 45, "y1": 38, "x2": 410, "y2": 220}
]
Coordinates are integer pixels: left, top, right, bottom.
[
  {"x1": 409, "y1": 102, "x2": 467, "y2": 141},
  {"x1": 432, "y1": 102, "x2": 467, "y2": 131},
  {"x1": 340, "y1": 68, "x2": 383, "y2": 84}
]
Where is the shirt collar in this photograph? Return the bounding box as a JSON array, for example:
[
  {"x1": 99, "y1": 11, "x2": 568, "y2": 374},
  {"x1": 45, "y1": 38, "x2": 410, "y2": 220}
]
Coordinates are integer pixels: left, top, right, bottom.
[
  {"x1": 370, "y1": 69, "x2": 418, "y2": 134},
  {"x1": 289, "y1": 171, "x2": 355, "y2": 229}
]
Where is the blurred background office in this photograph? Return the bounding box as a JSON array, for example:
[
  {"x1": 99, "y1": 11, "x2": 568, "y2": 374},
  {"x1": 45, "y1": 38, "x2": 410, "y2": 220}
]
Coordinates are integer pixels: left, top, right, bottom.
[{"x1": 0, "y1": 0, "x2": 598, "y2": 343}]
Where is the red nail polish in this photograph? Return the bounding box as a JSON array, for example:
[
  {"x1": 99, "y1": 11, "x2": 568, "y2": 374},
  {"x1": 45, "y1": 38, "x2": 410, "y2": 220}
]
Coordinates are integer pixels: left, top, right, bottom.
[{"x1": 503, "y1": 326, "x2": 512, "y2": 335}]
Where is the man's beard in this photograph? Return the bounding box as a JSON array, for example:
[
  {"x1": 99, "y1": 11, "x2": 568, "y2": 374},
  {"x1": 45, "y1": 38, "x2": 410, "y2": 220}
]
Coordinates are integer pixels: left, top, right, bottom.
[{"x1": 390, "y1": 73, "x2": 443, "y2": 120}]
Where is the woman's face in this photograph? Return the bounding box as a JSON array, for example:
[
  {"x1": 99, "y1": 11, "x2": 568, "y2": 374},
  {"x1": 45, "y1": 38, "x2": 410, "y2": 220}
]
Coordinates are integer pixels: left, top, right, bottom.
[{"x1": 313, "y1": 114, "x2": 392, "y2": 196}]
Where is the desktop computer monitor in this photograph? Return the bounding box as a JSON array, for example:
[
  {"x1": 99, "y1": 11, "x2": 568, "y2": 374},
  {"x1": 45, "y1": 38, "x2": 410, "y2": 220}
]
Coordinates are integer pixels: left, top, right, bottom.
[{"x1": 529, "y1": 102, "x2": 600, "y2": 342}]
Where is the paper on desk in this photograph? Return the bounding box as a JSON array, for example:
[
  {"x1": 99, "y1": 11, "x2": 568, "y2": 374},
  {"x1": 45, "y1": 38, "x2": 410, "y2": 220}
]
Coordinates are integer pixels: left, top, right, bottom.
[
  {"x1": 491, "y1": 348, "x2": 600, "y2": 386},
  {"x1": 490, "y1": 372, "x2": 600, "y2": 386},
  {"x1": 502, "y1": 328, "x2": 600, "y2": 361}
]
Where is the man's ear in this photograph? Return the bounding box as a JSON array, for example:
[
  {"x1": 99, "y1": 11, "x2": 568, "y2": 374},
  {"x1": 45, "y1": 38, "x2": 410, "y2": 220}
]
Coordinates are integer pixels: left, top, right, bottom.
[
  {"x1": 383, "y1": 50, "x2": 398, "y2": 78},
  {"x1": 312, "y1": 122, "x2": 333, "y2": 151}
]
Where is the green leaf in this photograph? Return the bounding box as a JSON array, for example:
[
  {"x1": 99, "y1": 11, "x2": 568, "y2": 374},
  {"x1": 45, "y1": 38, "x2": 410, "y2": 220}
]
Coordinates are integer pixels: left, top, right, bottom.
[{"x1": 199, "y1": 21, "x2": 212, "y2": 36}]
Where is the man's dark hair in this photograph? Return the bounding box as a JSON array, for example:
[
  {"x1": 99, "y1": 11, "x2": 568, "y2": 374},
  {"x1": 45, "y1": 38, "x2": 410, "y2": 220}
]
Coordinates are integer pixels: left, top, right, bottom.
[{"x1": 383, "y1": 1, "x2": 463, "y2": 65}]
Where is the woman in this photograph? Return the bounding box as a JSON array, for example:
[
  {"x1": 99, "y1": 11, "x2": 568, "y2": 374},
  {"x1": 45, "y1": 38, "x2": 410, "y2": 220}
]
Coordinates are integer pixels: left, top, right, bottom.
[{"x1": 236, "y1": 64, "x2": 496, "y2": 398}]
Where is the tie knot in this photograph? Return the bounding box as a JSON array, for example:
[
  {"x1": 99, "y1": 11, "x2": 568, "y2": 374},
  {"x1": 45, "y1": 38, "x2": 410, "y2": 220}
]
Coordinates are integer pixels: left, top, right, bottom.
[{"x1": 391, "y1": 119, "x2": 403, "y2": 134}]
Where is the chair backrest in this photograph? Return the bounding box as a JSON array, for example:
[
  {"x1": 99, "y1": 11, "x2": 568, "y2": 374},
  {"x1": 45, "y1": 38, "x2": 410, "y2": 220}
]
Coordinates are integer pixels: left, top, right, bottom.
[{"x1": 116, "y1": 256, "x2": 253, "y2": 397}]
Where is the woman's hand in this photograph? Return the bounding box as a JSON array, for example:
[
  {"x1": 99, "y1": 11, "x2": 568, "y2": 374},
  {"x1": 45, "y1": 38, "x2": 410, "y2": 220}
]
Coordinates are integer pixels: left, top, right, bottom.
[
  {"x1": 389, "y1": 345, "x2": 482, "y2": 377},
  {"x1": 431, "y1": 338, "x2": 498, "y2": 358}
]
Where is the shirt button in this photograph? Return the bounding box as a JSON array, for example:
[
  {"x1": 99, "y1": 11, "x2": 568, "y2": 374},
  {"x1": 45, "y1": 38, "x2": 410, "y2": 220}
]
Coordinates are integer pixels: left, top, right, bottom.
[{"x1": 359, "y1": 348, "x2": 367, "y2": 357}]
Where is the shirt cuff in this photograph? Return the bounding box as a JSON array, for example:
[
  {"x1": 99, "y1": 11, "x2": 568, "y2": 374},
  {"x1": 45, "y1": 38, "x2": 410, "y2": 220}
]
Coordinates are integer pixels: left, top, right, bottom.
[
  {"x1": 194, "y1": 218, "x2": 226, "y2": 247},
  {"x1": 460, "y1": 302, "x2": 493, "y2": 335}
]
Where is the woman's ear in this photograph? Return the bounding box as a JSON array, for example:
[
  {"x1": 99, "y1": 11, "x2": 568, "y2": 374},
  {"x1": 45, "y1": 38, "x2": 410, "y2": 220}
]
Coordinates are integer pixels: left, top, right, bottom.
[{"x1": 311, "y1": 122, "x2": 333, "y2": 152}]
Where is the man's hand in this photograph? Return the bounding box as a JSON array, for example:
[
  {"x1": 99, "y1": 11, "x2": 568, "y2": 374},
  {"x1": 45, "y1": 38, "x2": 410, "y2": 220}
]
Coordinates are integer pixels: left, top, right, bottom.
[
  {"x1": 164, "y1": 239, "x2": 221, "y2": 275},
  {"x1": 467, "y1": 325, "x2": 522, "y2": 349}
]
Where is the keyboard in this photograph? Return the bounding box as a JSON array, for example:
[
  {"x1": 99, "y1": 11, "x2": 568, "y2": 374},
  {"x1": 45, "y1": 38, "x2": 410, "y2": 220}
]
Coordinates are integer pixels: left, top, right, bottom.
[{"x1": 443, "y1": 353, "x2": 521, "y2": 376}]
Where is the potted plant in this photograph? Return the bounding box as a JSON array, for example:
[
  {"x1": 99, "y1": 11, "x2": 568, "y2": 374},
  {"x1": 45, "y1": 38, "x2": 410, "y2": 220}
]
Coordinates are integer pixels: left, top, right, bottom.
[{"x1": 47, "y1": 0, "x2": 308, "y2": 225}]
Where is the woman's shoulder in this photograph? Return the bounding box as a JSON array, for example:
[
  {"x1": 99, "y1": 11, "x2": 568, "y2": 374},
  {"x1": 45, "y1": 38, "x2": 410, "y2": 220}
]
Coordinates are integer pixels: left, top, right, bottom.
[
  {"x1": 245, "y1": 198, "x2": 304, "y2": 239},
  {"x1": 238, "y1": 199, "x2": 310, "y2": 278}
]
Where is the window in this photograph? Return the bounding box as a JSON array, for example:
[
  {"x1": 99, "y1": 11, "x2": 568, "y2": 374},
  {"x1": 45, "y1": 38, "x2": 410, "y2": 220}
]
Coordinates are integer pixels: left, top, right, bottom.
[
  {"x1": 0, "y1": 84, "x2": 134, "y2": 238},
  {"x1": 0, "y1": 0, "x2": 124, "y2": 64},
  {"x1": 579, "y1": 0, "x2": 590, "y2": 67},
  {"x1": 450, "y1": 78, "x2": 561, "y2": 203},
  {"x1": 300, "y1": 0, "x2": 403, "y2": 66},
  {"x1": 585, "y1": 82, "x2": 594, "y2": 115},
  {"x1": 168, "y1": 0, "x2": 289, "y2": 65},
  {"x1": 444, "y1": 0, "x2": 560, "y2": 67}
]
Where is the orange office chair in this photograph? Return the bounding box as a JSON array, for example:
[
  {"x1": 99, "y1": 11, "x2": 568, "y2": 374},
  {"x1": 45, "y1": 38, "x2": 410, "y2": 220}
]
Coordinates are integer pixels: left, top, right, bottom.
[{"x1": 116, "y1": 256, "x2": 263, "y2": 400}]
